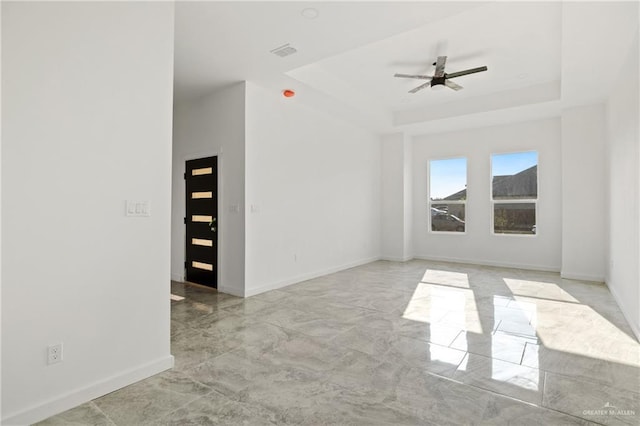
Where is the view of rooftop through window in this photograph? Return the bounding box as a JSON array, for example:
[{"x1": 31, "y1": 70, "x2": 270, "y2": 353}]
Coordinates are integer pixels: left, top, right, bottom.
[{"x1": 491, "y1": 151, "x2": 538, "y2": 235}]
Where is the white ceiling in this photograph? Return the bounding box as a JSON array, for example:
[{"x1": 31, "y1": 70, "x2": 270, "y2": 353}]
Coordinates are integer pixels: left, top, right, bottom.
[{"x1": 174, "y1": 1, "x2": 639, "y2": 134}]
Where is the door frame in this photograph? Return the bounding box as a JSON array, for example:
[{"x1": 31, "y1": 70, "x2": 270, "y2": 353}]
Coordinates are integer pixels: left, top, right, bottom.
[{"x1": 182, "y1": 150, "x2": 222, "y2": 287}]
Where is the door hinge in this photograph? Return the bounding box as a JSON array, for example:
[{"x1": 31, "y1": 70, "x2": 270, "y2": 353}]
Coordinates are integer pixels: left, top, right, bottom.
[
  {"x1": 183, "y1": 217, "x2": 186, "y2": 224},
  {"x1": 184, "y1": 261, "x2": 187, "y2": 268},
  {"x1": 183, "y1": 172, "x2": 186, "y2": 179}
]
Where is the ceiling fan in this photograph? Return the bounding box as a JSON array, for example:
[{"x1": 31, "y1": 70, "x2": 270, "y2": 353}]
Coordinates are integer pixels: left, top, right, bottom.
[{"x1": 395, "y1": 56, "x2": 487, "y2": 93}]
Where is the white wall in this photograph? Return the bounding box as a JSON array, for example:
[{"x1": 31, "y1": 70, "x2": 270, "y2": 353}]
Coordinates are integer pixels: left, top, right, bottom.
[
  {"x1": 172, "y1": 83, "x2": 246, "y2": 296},
  {"x1": 381, "y1": 133, "x2": 405, "y2": 259},
  {"x1": 606, "y1": 32, "x2": 639, "y2": 340},
  {"x1": 244, "y1": 82, "x2": 381, "y2": 296},
  {"x1": 381, "y1": 132, "x2": 412, "y2": 261},
  {"x1": 1, "y1": 3, "x2": 175, "y2": 424},
  {"x1": 403, "y1": 137, "x2": 413, "y2": 258},
  {"x1": 412, "y1": 118, "x2": 562, "y2": 271},
  {"x1": 560, "y1": 104, "x2": 606, "y2": 281},
  {"x1": 1, "y1": 2, "x2": 3, "y2": 419}
]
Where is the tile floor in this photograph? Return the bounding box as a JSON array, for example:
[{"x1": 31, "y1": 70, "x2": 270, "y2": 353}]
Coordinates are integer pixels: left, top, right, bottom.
[{"x1": 37, "y1": 260, "x2": 640, "y2": 425}]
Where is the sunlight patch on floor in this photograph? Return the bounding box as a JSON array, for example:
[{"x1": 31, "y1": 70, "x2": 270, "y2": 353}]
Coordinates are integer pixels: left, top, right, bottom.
[
  {"x1": 403, "y1": 280, "x2": 483, "y2": 333},
  {"x1": 525, "y1": 297, "x2": 640, "y2": 366},
  {"x1": 503, "y1": 278, "x2": 579, "y2": 302},
  {"x1": 422, "y1": 269, "x2": 470, "y2": 288},
  {"x1": 491, "y1": 357, "x2": 540, "y2": 391}
]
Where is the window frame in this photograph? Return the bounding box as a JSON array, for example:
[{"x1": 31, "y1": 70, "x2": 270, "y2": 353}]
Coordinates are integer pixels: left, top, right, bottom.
[
  {"x1": 428, "y1": 156, "x2": 468, "y2": 235},
  {"x1": 490, "y1": 150, "x2": 539, "y2": 237}
]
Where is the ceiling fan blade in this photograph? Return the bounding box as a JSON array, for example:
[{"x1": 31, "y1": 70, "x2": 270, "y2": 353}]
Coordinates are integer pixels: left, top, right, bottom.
[
  {"x1": 445, "y1": 80, "x2": 463, "y2": 91},
  {"x1": 446, "y1": 66, "x2": 488, "y2": 79},
  {"x1": 434, "y1": 56, "x2": 447, "y2": 77},
  {"x1": 409, "y1": 81, "x2": 432, "y2": 94},
  {"x1": 394, "y1": 73, "x2": 432, "y2": 80}
]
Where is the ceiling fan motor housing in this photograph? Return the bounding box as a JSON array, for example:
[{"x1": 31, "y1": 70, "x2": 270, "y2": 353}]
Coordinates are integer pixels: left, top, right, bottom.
[{"x1": 431, "y1": 75, "x2": 446, "y2": 87}]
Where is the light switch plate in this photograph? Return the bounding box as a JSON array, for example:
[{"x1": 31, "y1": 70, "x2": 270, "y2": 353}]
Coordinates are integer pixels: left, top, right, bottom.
[{"x1": 126, "y1": 201, "x2": 151, "y2": 217}]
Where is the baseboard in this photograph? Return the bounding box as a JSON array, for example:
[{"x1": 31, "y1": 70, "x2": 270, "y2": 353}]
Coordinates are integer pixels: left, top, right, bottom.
[
  {"x1": 171, "y1": 272, "x2": 183, "y2": 282},
  {"x1": 412, "y1": 254, "x2": 560, "y2": 273},
  {"x1": 244, "y1": 256, "x2": 381, "y2": 298},
  {"x1": 2, "y1": 355, "x2": 174, "y2": 426},
  {"x1": 607, "y1": 283, "x2": 640, "y2": 342},
  {"x1": 560, "y1": 271, "x2": 604, "y2": 283},
  {"x1": 218, "y1": 285, "x2": 244, "y2": 298},
  {"x1": 380, "y1": 255, "x2": 414, "y2": 262}
]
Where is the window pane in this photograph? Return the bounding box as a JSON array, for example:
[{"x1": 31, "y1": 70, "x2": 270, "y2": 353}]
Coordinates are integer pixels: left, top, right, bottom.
[
  {"x1": 430, "y1": 158, "x2": 467, "y2": 201},
  {"x1": 431, "y1": 204, "x2": 466, "y2": 233},
  {"x1": 494, "y1": 203, "x2": 536, "y2": 234},
  {"x1": 491, "y1": 152, "x2": 538, "y2": 200}
]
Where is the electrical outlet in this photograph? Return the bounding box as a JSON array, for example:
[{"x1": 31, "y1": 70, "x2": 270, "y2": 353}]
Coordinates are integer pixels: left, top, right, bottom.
[{"x1": 48, "y1": 343, "x2": 63, "y2": 365}]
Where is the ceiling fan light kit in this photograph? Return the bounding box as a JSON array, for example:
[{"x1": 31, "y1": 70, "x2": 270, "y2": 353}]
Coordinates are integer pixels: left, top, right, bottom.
[{"x1": 395, "y1": 55, "x2": 488, "y2": 93}]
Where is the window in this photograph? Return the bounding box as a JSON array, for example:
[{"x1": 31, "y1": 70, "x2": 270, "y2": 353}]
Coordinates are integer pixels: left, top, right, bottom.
[
  {"x1": 429, "y1": 158, "x2": 467, "y2": 233},
  {"x1": 491, "y1": 151, "x2": 538, "y2": 235}
]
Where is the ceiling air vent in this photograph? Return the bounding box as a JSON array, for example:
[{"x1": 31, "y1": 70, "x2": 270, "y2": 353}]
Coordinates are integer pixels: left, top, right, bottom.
[{"x1": 270, "y1": 43, "x2": 297, "y2": 58}]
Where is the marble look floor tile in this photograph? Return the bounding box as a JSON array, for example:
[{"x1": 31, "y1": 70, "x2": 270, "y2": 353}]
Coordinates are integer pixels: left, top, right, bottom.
[
  {"x1": 492, "y1": 295, "x2": 516, "y2": 307},
  {"x1": 454, "y1": 353, "x2": 544, "y2": 405},
  {"x1": 318, "y1": 300, "x2": 382, "y2": 320},
  {"x1": 501, "y1": 277, "x2": 582, "y2": 302},
  {"x1": 246, "y1": 289, "x2": 292, "y2": 303},
  {"x1": 332, "y1": 320, "x2": 465, "y2": 375},
  {"x1": 170, "y1": 318, "x2": 192, "y2": 338},
  {"x1": 171, "y1": 303, "x2": 227, "y2": 328},
  {"x1": 38, "y1": 261, "x2": 640, "y2": 425},
  {"x1": 259, "y1": 330, "x2": 356, "y2": 374},
  {"x1": 316, "y1": 286, "x2": 414, "y2": 313},
  {"x1": 256, "y1": 304, "x2": 363, "y2": 339},
  {"x1": 398, "y1": 294, "x2": 455, "y2": 324},
  {"x1": 238, "y1": 373, "x2": 349, "y2": 424},
  {"x1": 396, "y1": 320, "x2": 463, "y2": 347},
  {"x1": 522, "y1": 343, "x2": 640, "y2": 392},
  {"x1": 190, "y1": 312, "x2": 257, "y2": 335},
  {"x1": 33, "y1": 402, "x2": 115, "y2": 426},
  {"x1": 382, "y1": 336, "x2": 467, "y2": 377},
  {"x1": 93, "y1": 370, "x2": 212, "y2": 425},
  {"x1": 351, "y1": 311, "x2": 463, "y2": 346},
  {"x1": 383, "y1": 376, "x2": 495, "y2": 426},
  {"x1": 330, "y1": 321, "x2": 395, "y2": 356},
  {"x1": 495, "y1": 319, "x2": 538, "y2": 339},
  {"x1": 278, "y1": 279, "x2": 336, "y2": 297},
  {"x1": 171, "y1": 327, "x2": 242, "y2": 371},
  {"x1": 171, "y1": 282, "x2": 244, "y2": 309},
  {"x1": 176, "y1": 321, "x2": 301, "y2": 372},
  {"x1": 285, "y1": 297, "x2": 380, "y2": 323},
  {"x1": 363, "y1": 276, "x2": 429, "y2": 294},
  {"x1": 450, "y1": 330, "x2": 529, "y2": 364},
  {"x1": 325, "y1": 348, "x2": 418, "y2": 394},
  {"x1": 242, "y1": 375, "x2": 423, "y2": 426},
  {"x1": 543, "y1": 372, "x2": 640, "y2": 425},
  {"x1": 435, "y1": 310, "x2": 494, "y2": 335},
  {"x1": 296, "y1": 386, "x2": 426, "y2": 426},
  {"x1": 156, "y1": 391, "x2": 282, "y2": 426},
  {"x1": 420, "y1": 267, "x2": 474, "y2": 288},
  {"x1": 481, "y1": 394, "x2": 596, "y2": 425},
  {"x1": 490, "y1": 304, "x2": 536, "y2": 324},
  {"x1": 185, "y1": 347, "x2": 320, "y2": 399},
  {"x1": 220, "y1": 298, "x2": 274, "y2": 316}
]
